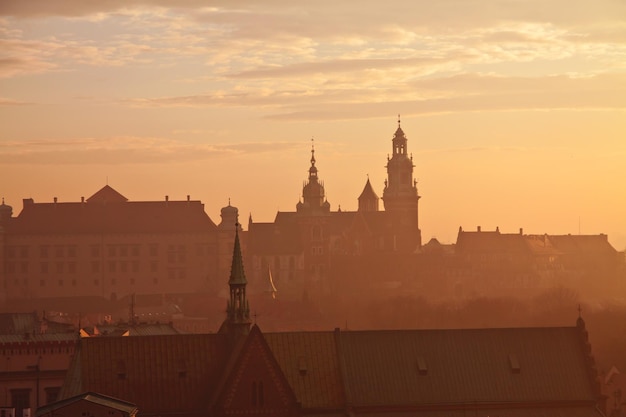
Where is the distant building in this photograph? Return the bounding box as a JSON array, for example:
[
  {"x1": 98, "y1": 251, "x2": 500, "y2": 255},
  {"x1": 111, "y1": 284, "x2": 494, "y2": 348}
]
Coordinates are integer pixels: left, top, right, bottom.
[
  {"x1": 247, "y1": 119, "x2": 422, "y2": 299},
  {"x1": 56, "y1": 228, "x2": 607, "y2": 417},
  {"x1": 0, "y1": 312, "x2": 77, "y2": 417},
  {"x1": 0, "y1": 186, "x2": 224, "y2": 304}
]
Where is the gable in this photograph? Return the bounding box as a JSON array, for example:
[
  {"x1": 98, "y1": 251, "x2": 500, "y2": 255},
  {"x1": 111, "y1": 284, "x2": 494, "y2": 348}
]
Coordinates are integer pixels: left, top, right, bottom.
[{"x1": 214, "y1": 326, "x2": 299, "y2": 416}]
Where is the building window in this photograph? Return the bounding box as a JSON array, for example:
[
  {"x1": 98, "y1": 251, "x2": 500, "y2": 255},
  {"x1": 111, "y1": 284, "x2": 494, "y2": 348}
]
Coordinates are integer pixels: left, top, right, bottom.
[
  {"x1": 132, "y1": 261, "x2": 139, "y2": 273},
  {"x1": 71, "y1": 279, "x2": 77, "y2": 287},
  {"x1": 92, "y1": 261, "x2": 100, "y2": 273},
  {"x1": 11, "y1": 388, "x2": 31, "y2": 416},
  {"x1": 40, "y1": 279, "x2": 45, "y2": 287},
  {"x1": 131, "y1": 245, "x2": 139, "y2": 257},
  {"x1": 45, "y1": 387, "x2": 61, "y2": 405},
  {"x1": 108, "y1": 245, "x2": 116, "y2": 257},
  {"x1": 111, "y1": 278, "x2": 116, "y2": 285},
  {"x1": 149, "y1": 244, "x2": 158, "y2": 257},
  {"x1": 58, "y1": 279, "x2": 64, "y2": 286},
  {"x1": 55, "y1": 246, "x2": 64, "y2": 258},
  {"x1": 40, "y1": 262, "x2": 48, "y2": 273},
  {"x1": 67, "y1": 245, "x2": 77, "y2": 257},
  {"x1": 20, "y1": 262, "x2": 28, "y2": 274},
  {"x1": 109, "y1": 261, "x2": 116, "y2": 272},
  {"x1": 68, "y1": 262, "x2": 76, "y2": 273},
  {"x1": 19, "y1": 246, "x2": 29, "y2": 258},
  {"x1": 120, "y1": 261, "x2": 128, "y2": 272},
  {"x1": 150, "y1": 261, "x2": 158, "y2": 272},
  {"x1": 56, "y1": 262, "x2": 64, "y2": 273},
  {"x1": 91, "y1": 245, "x2": 100, "y2": 257},
  {"x1": 130, "y1": 278, "x2": 135, "y2": 285},
  {"x1": 5, "y1": 262, "x2": 15, "y2": 274},
  {"x1": 40, "y1": 245, "x2": 49, "y2": 258},
  {"x1": 94, "y1": 279, "x2": 99, "y2": 286},
  {"x1": 120, "y1": 246, "x2": 128, "y2": 257},
  {"x1": 5, "y1": 246, "x2": 16, "y2": 258}
]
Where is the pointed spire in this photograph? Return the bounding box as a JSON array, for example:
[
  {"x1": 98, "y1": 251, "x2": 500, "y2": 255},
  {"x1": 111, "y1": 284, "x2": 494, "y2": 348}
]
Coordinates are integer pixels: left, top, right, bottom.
[
  {"x1": 398, "y1": 113, "x2": 401, "y2": 128},
  {"x1": 228, "y1": 224, "x2": 247, "y2": 285}
]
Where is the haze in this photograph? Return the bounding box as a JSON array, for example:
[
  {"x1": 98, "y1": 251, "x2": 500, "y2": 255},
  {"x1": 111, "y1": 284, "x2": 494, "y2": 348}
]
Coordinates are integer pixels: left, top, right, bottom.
[{"x1": 1, "y1": 0, "x2": 625, "y2": 249}]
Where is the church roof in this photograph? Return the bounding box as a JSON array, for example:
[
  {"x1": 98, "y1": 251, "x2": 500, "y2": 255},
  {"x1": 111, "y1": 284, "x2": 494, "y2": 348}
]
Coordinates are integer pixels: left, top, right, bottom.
[{"x1": 61, "y1": 323, "x2": 602, "y2": 416}]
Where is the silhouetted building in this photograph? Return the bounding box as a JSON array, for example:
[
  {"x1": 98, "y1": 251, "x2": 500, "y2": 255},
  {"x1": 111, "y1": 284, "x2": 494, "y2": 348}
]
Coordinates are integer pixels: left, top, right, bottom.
[
  {"x1": 56, "y1": 230, "x2": 607, "y2": 417},
  {"x1": 0, "y1": 186, "x2": 223, "y2": 304},
  {"x1": 36, "y1": 392, "x2": 138, "y2": 417},
  {"x1": 247, "y1": 119, "x2": 422, "y2": 299}
]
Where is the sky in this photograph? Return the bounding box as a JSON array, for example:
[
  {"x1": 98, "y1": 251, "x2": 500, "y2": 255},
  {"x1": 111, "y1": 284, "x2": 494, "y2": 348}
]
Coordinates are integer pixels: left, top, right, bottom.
[{"x1": 1, "y1": 0, "x2": 625, "y2": 249}]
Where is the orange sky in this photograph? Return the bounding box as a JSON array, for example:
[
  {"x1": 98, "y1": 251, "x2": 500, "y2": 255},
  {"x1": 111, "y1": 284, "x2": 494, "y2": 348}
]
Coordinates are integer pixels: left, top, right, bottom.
[{"x1": 1, "y1": 1, "x2": 625, "y2": 249}]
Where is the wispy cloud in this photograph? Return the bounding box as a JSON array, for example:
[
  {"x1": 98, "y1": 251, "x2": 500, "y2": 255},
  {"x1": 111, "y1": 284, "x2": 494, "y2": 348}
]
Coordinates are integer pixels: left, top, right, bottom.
[{"x1": 0, "y1": 136, "x2": 303, "y2": 165}]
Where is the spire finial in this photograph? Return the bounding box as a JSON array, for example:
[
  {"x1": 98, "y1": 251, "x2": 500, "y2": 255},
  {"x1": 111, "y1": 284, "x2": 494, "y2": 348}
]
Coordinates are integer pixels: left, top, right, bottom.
[
  {"x1": 578, "y1": 303, "x2": 582, "y2": 319},
  {"x1": 398, "y1": 114, "x2": 401, "y2": 128},
  {"x1": 228, "y1": 197, "x2": 231, "y2": 206},
  {"x1": 310, "y1": 137, "x2": 316, "y2": 165}
]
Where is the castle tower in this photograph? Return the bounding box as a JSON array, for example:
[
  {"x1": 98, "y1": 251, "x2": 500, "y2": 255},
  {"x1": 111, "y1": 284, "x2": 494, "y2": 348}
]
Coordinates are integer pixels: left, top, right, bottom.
[
  {"x1": 296, "y1": 140, "x2": 330, "y2": 215},
  {"x1": 382, "y1": 116, "x2": 422, "y2": 249},
  {"x1": 221, "y1": 226, "x2": 251, "y2": 336}
]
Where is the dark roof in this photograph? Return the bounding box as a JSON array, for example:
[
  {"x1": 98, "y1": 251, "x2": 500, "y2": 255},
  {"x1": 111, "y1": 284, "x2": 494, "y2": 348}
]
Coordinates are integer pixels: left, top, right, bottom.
[
  {"x1": 264, "y1": 331, "x2": 345, "y2": 410},
  {"x1": 9, "y1": 196, "x2": 216, "y2": 234},
  {"x1": 63, "y1": 334, "x2": 230, "y2": 415},
  {"x1": 548, "y1": 234, "x2": 617, "y2": 255},
  {"x1": 62, "y1": 324, "x2": 602, "y2": 415},
  {"x1": 338, "y1": 326, "x2": 597, "y2": 407},
  {"x1": 36, "y1": 391, "x2": 138, "y2": 417}
]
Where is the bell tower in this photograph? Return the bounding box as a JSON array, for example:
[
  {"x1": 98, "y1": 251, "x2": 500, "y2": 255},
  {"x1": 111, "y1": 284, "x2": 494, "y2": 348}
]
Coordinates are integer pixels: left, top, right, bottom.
[{"x1": 382, "y1": 116, "x2": 422, "y2": 250}]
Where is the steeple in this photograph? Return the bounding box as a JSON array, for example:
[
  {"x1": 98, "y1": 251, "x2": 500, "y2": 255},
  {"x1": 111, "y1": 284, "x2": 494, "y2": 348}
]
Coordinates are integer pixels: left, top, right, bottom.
[
  {"x1": 223, "y1": 225, "x2": 251, "y2": 335},
  {"x1": 296, "y1": 139, "x2": 330, "y2": 214}
]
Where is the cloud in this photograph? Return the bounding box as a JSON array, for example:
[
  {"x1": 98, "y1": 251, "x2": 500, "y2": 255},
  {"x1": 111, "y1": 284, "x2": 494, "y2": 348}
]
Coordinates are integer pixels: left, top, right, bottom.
[
  {"x1": 0, "y1": 97, "x2": 33, "y2": 106},
  {"x1": 0, "y1": 136, "x2": 303, "y2": 165}
]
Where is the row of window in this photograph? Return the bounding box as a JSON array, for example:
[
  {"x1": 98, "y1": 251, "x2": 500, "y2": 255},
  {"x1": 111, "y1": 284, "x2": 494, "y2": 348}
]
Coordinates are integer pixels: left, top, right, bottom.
[
  {"x1": 4, "y1": 260, "x2": 158, "y2": 275},
  {"x1": 8, "y1": 387, "x2": 61, "y2": 415},
  {"x1": 5, "y1": 243, "x2": 213, "y2": 259},
  {"x1": 4, "y1": 276, "x2": 163, "y2": 288}
]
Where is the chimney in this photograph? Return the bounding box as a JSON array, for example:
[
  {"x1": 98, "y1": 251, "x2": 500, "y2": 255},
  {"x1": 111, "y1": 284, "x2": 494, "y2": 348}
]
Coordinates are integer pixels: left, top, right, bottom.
[
  {"x1": 165, "y1": 195, "x2": 169, "y2": 202},
  {"x1": 519, "y1": 228, "x2": 523, "y2": 235},
  {"x1": 81, "y1": 196, "x2": 85, "y2": 203},
  {"x1": 477, "y1": 226, "x2": 481, "y2": 232},
  {"x1": 54, "y1": 197, "x2": 58, "y2": 204},
  {"x1": 187, "y1": 195, "x2": 190, "y2": 201}
]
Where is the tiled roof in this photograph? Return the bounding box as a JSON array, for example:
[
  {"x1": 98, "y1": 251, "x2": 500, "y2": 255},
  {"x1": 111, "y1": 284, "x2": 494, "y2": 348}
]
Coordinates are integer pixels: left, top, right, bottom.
[
  {"x1": 87, "y1": 185, "x2": 129, "y2": 203},
  {"x1": 65, "y1": 334, "x2": 230, "y2": 415},
  {"x1": 548, "y1": 234, "x2": 617, "y2": 255},
  {"x1": 338, "y1": 326, "x2": 596, "y2": 407},
  {"x1": 9, "y1": 199, "x2": 216, "y2": 234},
  {"x1": 61, "y1": 324, "x2": 601, "y2": 415},
  {"x1": 264, "y1": 331, "x2": 345, "y2": 410},
  {"x1": 358, "y1": 178, "x2": 379, "y2": 201}
]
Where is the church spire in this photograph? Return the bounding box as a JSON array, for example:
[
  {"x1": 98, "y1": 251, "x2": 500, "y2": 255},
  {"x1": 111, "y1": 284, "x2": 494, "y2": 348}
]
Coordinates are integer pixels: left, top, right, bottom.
[{"x1": 224, "y1": 225, "x2": 251, "y2": 335}]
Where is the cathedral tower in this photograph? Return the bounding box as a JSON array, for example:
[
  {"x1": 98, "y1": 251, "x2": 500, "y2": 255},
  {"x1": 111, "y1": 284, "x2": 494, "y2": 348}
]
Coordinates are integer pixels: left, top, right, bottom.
[
  {"x1": 296, "y1": 140, "x2": 330, "y2": 215},
  {"x1": 382, "y1": 116, "x2": 422, "y2": 249}
]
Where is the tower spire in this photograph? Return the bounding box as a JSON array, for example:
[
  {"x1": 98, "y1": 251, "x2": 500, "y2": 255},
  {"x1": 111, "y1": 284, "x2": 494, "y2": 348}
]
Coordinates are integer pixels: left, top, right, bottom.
[{"x1": 222, "y1": 224, "x2": 251, "y2": 336}]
